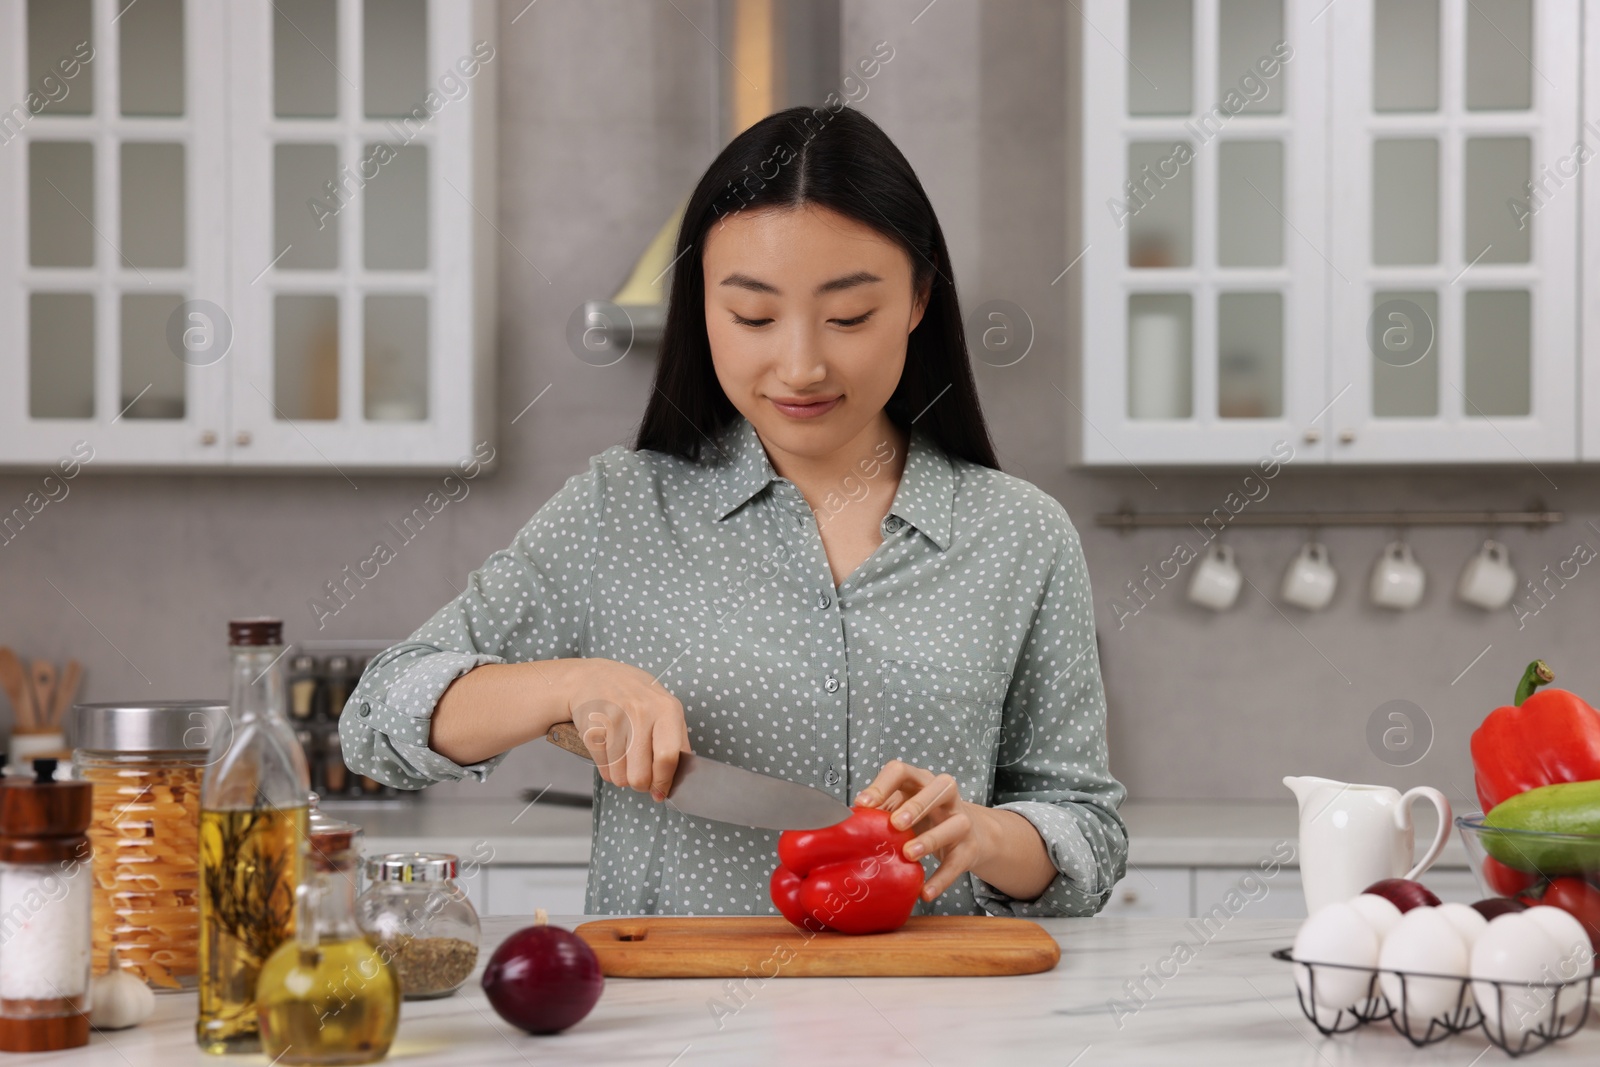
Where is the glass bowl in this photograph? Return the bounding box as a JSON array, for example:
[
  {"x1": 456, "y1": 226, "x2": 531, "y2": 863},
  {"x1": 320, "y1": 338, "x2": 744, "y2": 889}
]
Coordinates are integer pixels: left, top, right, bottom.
[{"x1": 1456, "y1": 812, "x2": 1600, "y2": 899}]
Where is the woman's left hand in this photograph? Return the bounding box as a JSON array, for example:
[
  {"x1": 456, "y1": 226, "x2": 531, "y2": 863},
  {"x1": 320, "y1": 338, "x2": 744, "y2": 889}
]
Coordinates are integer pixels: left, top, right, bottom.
[{"x1": 854, "y1": 759, "x2": 1000, "y2": 902}]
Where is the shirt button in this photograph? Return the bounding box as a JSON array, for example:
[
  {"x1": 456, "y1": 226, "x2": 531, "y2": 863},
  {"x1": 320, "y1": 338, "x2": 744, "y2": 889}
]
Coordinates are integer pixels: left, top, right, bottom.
[
  {"x1": 824, "y1": 676, "x2": 840, "y2": 693},
  {"x1": 818, "y1": 592, "x2": 832, "y2": 609},
  {"x1": 882, "y1": 516, "x2": 904, "y2": 534},
  {"x1": 825, "y1": 765, "x2": 841, "y2": 786},
  {"x1": 359, "y1": 702, "x2": 371, "y2": 718}
]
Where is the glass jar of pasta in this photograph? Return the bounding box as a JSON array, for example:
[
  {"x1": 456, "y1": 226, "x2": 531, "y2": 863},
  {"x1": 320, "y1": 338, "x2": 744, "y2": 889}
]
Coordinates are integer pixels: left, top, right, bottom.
[{"x1": 69, "y1": 701, "x2": 225, "y2": 992}]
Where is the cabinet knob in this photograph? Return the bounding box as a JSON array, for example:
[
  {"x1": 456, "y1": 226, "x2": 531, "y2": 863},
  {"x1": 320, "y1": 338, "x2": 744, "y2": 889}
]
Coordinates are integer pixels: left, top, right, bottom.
[
  {"x1": 1338, "y1": 429, "x2": 1356, "y2": 444},
  {"x1": 236, "y1": 430, "x2": 253, "y2": 447},
  {"x1": 1303, "y1": 428, "x2": 1321, "y2": 444},
  {"x1": 199, "y1": 430, "x2": 218, "y2": 446}
]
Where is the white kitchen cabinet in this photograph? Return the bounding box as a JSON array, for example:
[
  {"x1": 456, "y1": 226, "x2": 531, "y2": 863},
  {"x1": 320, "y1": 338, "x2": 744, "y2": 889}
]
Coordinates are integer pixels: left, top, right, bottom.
[
  {"x1": 1077, "y1": 0, "x2": 1584, "y2": 466},
  {"x1": 1325, "y1": 0, "x2": 1578, "y2": 462},
  {"x1": 455, "y1": 855, "x2": 489, "y2": 916},
  {"x1": 0, "y1": 0, "x2": 496, "y2": 471},
  {"x1": 1081, "y1": 0, "x2": 1330, "y2": 466},
  {"x1": 1582, "y1": 9, "x2": 1600, "y2": 462},
  {"x1": 1192, "y1": 866, "x2": 1307, "y2": 920},
  {"x1": 1100, "y1": 867, "x2": 1193, "y2": 918},
  {"x1": 485, "y1": 865, "x2": 590, "y2": 917},
  {"x1": 1191, "y1": 865, "x2": 1481, "y2": 922}
]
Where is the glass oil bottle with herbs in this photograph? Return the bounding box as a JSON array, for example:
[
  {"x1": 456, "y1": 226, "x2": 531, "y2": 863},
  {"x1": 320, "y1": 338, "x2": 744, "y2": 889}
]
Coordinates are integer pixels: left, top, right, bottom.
[
  {"x1": 197, "y1": 619, "x2": 311, "y2": 1055},
  {"x1": 258, "y1": 800, "x2": 399, "y2": 1065}
]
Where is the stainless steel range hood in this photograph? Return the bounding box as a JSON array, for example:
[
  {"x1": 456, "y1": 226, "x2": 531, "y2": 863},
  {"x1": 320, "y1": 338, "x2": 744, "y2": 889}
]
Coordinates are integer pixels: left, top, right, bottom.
[{"x1": 585, "y1": 0, "x2": 840, "y2": 348}]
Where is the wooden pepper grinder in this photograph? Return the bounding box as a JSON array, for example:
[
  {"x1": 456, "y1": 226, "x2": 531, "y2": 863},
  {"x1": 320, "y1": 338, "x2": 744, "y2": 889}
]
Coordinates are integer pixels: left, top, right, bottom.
[{"x1": 0, "y1": 758, "x2": 94, "y2": 1052}]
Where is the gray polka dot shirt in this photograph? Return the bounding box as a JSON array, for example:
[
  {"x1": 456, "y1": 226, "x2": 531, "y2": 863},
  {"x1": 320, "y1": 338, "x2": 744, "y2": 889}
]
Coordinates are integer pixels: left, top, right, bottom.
[{"x1": 340, "y1": 415, "x2": 1128, "y2": 918}]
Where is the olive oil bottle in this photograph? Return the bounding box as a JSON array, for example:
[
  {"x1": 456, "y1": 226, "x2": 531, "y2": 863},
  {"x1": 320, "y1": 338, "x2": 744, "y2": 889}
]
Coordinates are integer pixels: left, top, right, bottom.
[
  {"x1": 258, "y1": 804, "x2": 399, "y2": 1065},
  {"x1": 197, "y1": 619, "x2": 312, "y2": 1055}
]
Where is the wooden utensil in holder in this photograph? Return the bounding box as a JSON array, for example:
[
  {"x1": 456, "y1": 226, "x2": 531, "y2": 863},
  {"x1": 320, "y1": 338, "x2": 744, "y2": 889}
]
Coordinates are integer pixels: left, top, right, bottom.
[{"x1": 1, "y1": 652, "x2": 81, "y2": 766}]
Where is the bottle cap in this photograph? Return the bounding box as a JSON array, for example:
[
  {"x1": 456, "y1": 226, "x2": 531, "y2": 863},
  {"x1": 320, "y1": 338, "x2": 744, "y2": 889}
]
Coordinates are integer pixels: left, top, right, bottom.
[
  {"x1": 228, "y1": 618, "x2": 284, "y2": 646},
  {"x1": 306, "y1": 792, "x2": 362, "y2": 867},
  {"x1": 69, "y1": 701, "x2": 227, "y2": 753},
  {"x1": 365, "y1": 851, "x2": 460, "y2": 883}
]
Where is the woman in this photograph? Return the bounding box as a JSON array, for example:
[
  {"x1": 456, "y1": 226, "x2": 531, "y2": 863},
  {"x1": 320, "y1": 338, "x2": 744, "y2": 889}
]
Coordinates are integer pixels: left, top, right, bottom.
[{"x1": 341, "y1": 105, "x2": 1127, "y2": 918}]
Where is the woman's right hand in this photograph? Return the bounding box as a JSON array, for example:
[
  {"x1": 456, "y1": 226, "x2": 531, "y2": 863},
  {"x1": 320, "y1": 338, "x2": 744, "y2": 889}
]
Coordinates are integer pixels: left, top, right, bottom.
[{"x1": 562, "y1": 658, "x2": 691, "y2": 803}]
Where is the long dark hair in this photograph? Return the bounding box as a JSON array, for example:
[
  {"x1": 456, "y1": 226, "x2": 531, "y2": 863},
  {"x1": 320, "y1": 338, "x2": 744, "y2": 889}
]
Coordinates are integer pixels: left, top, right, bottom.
[{"x1": 633, "y1": 105, "x2": 999, "y2": 470}]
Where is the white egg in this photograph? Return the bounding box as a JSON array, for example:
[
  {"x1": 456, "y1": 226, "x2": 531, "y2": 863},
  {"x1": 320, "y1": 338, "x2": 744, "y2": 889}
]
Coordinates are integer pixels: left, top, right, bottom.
[
  {"x1": 1436, "y1": 902, "x2": 1488, "y2": 950},
  {"x1": 1523, "y1": 906, "x2": 1596, "y2": 981},
  {"x1": 1471, "y1": 913, "x2": 1568, "y2": 1040},
  {"x1": 1378, "y1": 907, "x2": 1470, "y2": 1028},
  {"x1": 1294, "y1": 902, "x2": 1380, "y2": 1012},
  {"x1": 1349, "y1": 893, "x2": 1404, "y2": 940},
  {"x1": 1521, "y1": 906, "x2": 1595, "y2": 1026}
]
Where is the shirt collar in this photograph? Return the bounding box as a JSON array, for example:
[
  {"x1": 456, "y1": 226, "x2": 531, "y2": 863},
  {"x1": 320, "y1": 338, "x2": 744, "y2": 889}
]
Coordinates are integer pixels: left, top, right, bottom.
[{"x1": 710, "y1": 416, "x2": 955, "y2": 551}]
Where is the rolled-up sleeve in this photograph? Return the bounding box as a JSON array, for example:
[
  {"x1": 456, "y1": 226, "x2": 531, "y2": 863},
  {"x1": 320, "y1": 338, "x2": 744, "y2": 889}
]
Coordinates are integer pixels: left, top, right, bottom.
[
  {"x1": 970, "y1": 525, "x2": 1129, "y2": 917},
  {"x1": 338, "y1": 455, "x2": 607, "y2": 789}
]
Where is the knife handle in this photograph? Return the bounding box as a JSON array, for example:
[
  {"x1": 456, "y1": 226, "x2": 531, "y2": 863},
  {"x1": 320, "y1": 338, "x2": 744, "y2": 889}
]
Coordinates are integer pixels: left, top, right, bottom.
[{"x1": 546, "y1": 721, "x2": 593, "y2": 760}]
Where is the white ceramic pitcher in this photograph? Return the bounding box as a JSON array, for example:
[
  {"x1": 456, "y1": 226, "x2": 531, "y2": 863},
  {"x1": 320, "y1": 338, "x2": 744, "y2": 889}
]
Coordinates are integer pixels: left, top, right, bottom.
[{"x1": 1283, "y1": 775, "x2": 1452, "y2": 915}]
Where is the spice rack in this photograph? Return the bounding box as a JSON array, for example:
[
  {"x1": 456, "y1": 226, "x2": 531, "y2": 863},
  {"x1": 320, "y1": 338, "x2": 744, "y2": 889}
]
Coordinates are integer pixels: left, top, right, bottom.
[{"x1": 287, "y1": 640, "x2": 409, "y2": 803}]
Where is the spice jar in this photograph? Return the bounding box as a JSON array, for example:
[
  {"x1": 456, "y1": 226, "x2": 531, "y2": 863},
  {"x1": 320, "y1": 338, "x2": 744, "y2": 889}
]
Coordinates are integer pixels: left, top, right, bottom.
[
  {"x1": 0, "y1": 759, "x2": 94, "y2": 1052},
  {"x1": 257, "y1": 797, "x2": 397, "y2": 1064},
  {"x1": 321, "y1": 728, "x2": 350, "y2": 797},
  {"x1": 358, "y1": 853, "x2": 481, "y2": 999},
  {"x1": 287, "y1": 654, "x2": 320, "y2": 722},
  {"x1": 70, "y1": 700, "x2": 221, "y2": 992}
]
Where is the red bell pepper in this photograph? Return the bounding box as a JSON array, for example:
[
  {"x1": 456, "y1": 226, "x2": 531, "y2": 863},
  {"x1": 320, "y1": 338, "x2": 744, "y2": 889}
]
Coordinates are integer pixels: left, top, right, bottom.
[
  {"x1": 1482, "y1": 855, "x2": 1540, "y2": 898},
  {"x1": 1471, "y1": 661, "x2": 1600, "y2": 812},
  {"x1": 769, "y1": 806, "x2": 924, "y2": 935}
]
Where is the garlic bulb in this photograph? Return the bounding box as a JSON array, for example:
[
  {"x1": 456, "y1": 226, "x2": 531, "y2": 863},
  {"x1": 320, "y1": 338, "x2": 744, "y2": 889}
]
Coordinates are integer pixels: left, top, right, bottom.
[{"x1": 90, "y1": 948, "x2": 155, "y2": 1030}]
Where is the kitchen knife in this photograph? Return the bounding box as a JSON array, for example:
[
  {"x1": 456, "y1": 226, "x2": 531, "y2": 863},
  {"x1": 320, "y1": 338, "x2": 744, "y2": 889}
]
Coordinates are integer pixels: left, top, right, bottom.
[{"x1": 546, "y1": 721, "x2": 851, "y2": 832}]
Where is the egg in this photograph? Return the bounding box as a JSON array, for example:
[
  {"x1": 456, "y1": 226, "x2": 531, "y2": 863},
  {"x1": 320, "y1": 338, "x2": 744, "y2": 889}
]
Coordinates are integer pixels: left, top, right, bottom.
[
  {"x1": 1294, "y1": 902, "x2": 1380, "y2": 1013},
  {"x1": 1471, "y1": 912, "x2": 1568, "y2": 1040},
  {"x1": 1522, "y1": 906, "x2": 1595, "y2": 1026},
  {"x1": 1378, "y1": 906, "x2": 1469, "y2": 1028},
  {"x1": 1349, "y1": 893, "x2": 1404, "y2": 940},
  {"x1": 1436, "y1": 902, "x2": 1488, "y2": 951},
  {"x1": 1523, "y1": 906, "x2": 1595, "y2": 981}
]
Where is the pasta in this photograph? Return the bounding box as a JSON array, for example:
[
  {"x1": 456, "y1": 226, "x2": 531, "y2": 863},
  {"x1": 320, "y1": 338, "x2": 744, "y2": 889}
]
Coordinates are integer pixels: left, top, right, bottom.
[{"x1": 80, "y1": 759, "x2": 203, "y2": 990}]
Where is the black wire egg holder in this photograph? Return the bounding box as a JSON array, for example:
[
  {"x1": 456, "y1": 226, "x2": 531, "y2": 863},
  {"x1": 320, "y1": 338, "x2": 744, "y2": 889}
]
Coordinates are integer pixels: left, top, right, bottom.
[{"x1": 1272, "y1": 948, "x2": 1594, "y2": 1058}]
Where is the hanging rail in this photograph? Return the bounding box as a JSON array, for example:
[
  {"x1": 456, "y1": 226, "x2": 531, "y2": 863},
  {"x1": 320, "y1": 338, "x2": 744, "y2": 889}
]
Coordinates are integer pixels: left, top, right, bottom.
[{"x1": 1096, "y1": 507, "x2": 1564, "y2": 531}]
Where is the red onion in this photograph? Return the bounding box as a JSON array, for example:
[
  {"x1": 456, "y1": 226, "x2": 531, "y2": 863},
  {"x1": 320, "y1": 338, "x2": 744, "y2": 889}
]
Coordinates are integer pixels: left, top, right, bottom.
[
  {"x1": 1471, "y1": 896, "x2": 1529, "y2": 922},
  {"x1": 482, "y1": 909, "x2": 604, "y2": 1034},
  {"x1": 1361, "y1": 878, "x2": 1441, "y2": 913}
]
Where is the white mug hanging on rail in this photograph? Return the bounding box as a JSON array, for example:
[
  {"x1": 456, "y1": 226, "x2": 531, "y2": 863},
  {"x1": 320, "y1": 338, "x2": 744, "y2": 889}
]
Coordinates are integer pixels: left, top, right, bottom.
[
  {"x1": 1457, "y1": 540, "x2": 1517, "y2": 610},
  {"x1": 1370, "y1": 541, "x2": 1426, "y2": 610},
  {"x1": 1188, "y1": 543, "x2": 1242, "y2": 611},
  {"x1": 1280, "y1": 541, "x2": 1338, "y2": 611}
]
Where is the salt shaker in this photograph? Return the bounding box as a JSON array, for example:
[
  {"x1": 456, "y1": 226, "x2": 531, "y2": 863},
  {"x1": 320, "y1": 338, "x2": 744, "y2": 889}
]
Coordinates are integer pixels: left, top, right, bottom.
[{"x1": 0, "y1": 759, "x2": 94, "y2": 1052}]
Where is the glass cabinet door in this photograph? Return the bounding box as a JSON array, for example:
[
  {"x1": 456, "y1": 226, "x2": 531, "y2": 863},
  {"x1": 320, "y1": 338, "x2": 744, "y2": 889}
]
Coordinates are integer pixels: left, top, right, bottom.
[
  {"x1": 227, "y1": 0, "x2": 491, "y2": 469},
  {"x1": 1081, "y1": 0, "x2": 1329, "y2": 465},
  {"x1": 0, "y1": 0, "x2": 230, "y2": 466},
  {"x1": 1326, "y1": 0, "x2": 1578, "y2": 462}
]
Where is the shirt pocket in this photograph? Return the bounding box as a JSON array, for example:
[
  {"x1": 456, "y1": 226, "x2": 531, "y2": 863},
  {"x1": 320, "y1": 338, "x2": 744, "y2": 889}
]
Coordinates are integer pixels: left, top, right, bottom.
[{"x1": 878, "y1": 658, "x2": 1011, "y2": 804}]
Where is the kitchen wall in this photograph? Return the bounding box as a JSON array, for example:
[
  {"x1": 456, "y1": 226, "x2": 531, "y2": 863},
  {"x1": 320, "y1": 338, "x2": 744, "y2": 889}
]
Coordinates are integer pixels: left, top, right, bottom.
[{"x1": 3, "y1": 0, "x2": 1599, "y2": 809}]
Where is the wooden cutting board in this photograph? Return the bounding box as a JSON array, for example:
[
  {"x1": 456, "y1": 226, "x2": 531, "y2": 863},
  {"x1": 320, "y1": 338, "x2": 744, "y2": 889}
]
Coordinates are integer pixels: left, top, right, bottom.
[{"x1": 572, "y1": 915, "x2": 1061, "y2": 977}]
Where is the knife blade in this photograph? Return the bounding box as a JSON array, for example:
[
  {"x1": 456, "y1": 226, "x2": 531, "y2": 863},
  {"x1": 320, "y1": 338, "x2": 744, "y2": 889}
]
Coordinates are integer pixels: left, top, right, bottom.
[{"x1": 546, "y1": 721, "x2": 851, "y2": 831}]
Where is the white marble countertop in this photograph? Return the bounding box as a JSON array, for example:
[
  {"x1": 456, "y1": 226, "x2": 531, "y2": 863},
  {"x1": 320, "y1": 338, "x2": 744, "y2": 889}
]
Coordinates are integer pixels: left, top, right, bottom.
[
  {"x1": 326, "y1": 797, "x2": 1472, "y2": 869},
  {"x1": 50, "y1": 916, "x2": 1596, "y2": 1065}
]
